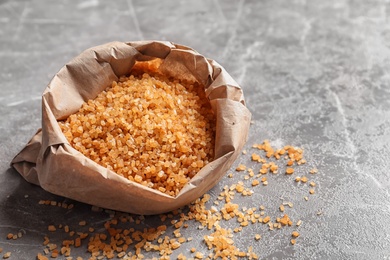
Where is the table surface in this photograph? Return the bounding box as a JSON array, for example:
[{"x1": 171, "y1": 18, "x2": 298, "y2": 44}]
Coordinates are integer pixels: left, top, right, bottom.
[{"x1": 1, "y1": 0, "x2": 390, "y2": 259}]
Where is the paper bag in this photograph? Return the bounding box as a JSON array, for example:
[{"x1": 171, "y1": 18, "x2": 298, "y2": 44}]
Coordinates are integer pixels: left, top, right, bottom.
[{"x1": 11, "y1": 41, "x2": 251, "y2": 215}]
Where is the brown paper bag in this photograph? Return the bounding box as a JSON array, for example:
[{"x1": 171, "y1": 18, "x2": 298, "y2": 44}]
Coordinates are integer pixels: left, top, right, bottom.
[{"x1": 11, "y1": 41, "x2": 251, "y2": 215}]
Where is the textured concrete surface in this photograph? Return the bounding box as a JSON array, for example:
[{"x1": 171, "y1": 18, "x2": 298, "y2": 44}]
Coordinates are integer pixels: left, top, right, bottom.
[{"x1": 1, "y1": 0, "x2": 390, "y2": 259}]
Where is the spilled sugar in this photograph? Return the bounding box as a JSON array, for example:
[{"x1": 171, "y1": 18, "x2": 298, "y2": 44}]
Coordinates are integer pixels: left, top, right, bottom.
[{"x1": 11, "y1": 139, "x2": 319, "y2": 259}]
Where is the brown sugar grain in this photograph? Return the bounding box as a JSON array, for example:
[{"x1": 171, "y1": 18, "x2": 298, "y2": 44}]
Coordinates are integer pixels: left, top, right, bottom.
[
  {"x1": 286, "y1": 168, "x2": 294, "y2": 175},
  {"x1": 59, "y1": 66, "x2": 216, "y2": 197},
  {"x1": 48, "y1": 225, "x2": 56, "y2": 232},
  {"x1": 292, "y1": 231, "x2": 300, "y2": 238}
]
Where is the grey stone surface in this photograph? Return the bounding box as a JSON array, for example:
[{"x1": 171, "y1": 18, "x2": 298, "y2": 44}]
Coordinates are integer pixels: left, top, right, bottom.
[{"x1": 1, "y1": 0, "x2": 390, "y2": 259}]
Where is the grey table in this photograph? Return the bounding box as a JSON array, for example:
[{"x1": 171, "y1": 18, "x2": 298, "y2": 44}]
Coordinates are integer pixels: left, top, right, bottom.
[{"x1": 1, "y1": 0, "x2": 389, "y2": 259}]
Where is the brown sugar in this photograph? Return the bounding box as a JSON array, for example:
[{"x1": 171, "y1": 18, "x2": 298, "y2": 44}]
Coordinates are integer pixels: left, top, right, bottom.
[
  {"x1": 236, "y1": 164, "x2": 246, "y2": 171},
  {"x1": 48, "y1": 225, "x2": 56, "y2": 232},
  {"x1": 292, "y1": 231, "x2": 300, "y2": 238},
  {"x1": 285, "y1": 168, "x2": 294, "y2": 175},
  {"x1": 2, "y1": 252, "x2": 11, "y2": 259},
  {"x1": 59, "y1": 64, "x2": 216, "y2": 197}
]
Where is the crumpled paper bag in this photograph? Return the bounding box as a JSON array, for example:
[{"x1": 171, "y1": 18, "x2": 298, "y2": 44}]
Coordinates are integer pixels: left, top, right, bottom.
[{"x1": 11, "y1": 41, "x2": 251, "y2": 215}]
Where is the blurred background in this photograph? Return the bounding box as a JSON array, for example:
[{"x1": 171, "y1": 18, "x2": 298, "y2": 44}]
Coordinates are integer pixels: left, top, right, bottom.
[{"x1": 1, "y1": 0, "x2": 390, "y2": 259}]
